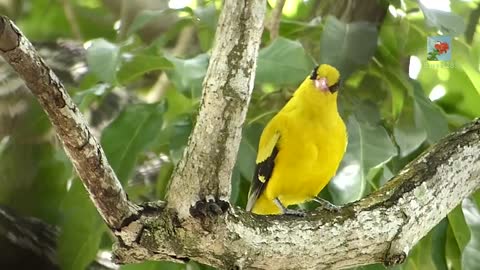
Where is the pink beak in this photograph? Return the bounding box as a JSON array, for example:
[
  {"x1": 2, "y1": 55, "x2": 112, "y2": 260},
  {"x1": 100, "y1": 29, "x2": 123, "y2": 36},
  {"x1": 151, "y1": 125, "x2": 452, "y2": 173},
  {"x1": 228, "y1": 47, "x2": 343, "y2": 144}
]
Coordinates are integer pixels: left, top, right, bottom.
[{"x1": 315, "y1": 77, "x2": 329, "y2": 92}]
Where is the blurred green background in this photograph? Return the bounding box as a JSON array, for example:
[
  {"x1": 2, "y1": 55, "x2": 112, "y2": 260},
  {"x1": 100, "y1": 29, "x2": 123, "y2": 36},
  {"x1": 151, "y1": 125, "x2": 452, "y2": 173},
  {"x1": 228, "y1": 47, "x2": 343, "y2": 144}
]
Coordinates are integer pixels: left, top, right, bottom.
[{"x1": 0, "y1": 0, "x2": 479, "y2": 269}]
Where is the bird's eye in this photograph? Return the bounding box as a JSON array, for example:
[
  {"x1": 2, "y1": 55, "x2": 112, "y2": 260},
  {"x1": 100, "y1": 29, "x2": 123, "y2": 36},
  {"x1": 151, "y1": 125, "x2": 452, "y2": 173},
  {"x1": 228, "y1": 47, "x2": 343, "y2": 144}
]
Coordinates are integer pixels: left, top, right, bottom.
[{"x1": 329, "y1": 82, "x2": 340, "y2": 93}]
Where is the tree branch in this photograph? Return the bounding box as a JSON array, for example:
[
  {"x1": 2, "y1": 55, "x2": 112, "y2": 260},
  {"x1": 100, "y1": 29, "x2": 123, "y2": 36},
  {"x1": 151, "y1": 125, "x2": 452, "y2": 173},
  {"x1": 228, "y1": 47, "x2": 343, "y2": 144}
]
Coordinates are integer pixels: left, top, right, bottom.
[
  {"x1": 2, "y1": 3, "x2": 480, "y2": 270},
  {"x1": 268, "y1": 0, "x2": 286, "y2": 40},
  {"x1": 166, "y1": 0, "x2": 266, "y2": 218},
  {"x1": 0, "y1": 16, "x2": 140, "y2": 230},
  {"x1": 114, "y1": 118, "x2": 480, "y2": 269}
]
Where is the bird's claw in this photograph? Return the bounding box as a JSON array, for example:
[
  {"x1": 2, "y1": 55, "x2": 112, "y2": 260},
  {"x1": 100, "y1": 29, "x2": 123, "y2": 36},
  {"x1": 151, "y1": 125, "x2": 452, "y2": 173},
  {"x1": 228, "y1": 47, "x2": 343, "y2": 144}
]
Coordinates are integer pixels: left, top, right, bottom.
[
  {"x1": 190, "y1": 198, "x2": 229, "y2": 219},
  {"x1": 313, "y1": 197, "x2": 341, "y2": 213},
  {"x1": 322, "y1": 203, "x2": 341, "y2": 213},
  {"x1": 283, "y1": 209, "x2": 307, "y2": 217}
]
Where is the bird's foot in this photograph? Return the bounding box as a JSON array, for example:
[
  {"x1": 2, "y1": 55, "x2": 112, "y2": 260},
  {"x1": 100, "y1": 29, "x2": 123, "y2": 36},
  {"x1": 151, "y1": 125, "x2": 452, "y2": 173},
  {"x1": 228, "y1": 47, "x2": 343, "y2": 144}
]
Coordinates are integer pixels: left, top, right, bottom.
[
  {"x1": 313, "y1": 196, "x2": 341, "y2": 212},
  {"x1": 283, "y1": 208, "x2": 307, "y2": 217},
  {"x1": 274, "y1": 198, "x2": 306, "y2": 217},
  {"x1": 190, "y1": 197, "x2": 230, "y2": 219}
]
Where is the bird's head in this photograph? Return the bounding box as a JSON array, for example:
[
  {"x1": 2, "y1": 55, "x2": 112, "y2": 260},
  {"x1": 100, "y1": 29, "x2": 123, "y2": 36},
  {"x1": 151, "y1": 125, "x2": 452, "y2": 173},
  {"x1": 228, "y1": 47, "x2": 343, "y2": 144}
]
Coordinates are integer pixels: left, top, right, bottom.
[{"x1": 309, "y1": 64, "x2": 341, "y2": 93}]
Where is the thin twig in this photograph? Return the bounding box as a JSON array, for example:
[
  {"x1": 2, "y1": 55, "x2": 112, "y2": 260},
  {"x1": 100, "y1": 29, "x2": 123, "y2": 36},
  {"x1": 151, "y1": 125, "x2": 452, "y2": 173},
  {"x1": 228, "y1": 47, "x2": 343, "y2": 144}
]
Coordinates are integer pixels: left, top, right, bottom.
[
  {"x1": 60, "y1": 0, "x2": 83, "y2": 40},
  {"x1": 145, "y1": 26, "x2": 195, "y2": 103},
  {"x1": 269, "y1": 0, "x2": 286, "y2": 40},
  {"x1": 0, "y1": 16, "x2": 140, "y2": 229},
  {"x1": 117, "y1": 0, "x2": 131, "y2": 41}
]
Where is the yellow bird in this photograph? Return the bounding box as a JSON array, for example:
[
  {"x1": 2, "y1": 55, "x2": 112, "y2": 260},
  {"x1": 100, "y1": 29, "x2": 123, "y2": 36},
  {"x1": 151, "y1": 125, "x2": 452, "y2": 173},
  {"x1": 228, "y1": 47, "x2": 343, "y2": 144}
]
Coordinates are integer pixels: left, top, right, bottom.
[{"x1": 246, "y1": 64, "x2": 347, "y2": 215}]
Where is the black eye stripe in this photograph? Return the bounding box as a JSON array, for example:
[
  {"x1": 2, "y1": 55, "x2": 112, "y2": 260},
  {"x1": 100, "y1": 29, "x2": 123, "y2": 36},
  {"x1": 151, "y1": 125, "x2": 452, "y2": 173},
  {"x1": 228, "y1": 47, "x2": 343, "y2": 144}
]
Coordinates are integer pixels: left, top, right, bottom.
[
  {"x1": 309, "y1": 65, "x2": 319, "y2": 80},
  {"x1": 329, "y1": 81, "x2": 341, "y2": 92}
]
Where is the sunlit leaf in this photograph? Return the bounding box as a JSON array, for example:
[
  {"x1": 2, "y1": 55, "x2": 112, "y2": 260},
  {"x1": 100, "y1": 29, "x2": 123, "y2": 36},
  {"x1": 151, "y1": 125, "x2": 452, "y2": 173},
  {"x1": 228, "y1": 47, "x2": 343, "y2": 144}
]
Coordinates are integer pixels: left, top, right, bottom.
[
  {"x1": 330, "y1": 115, "x2": 397, "y2": 204},
  {"x1": 454, "y1": 40, "x2": 480, "y2": 97},
  {"x1": 419, "y1": 3, "x2": 466, "y2": 36}
]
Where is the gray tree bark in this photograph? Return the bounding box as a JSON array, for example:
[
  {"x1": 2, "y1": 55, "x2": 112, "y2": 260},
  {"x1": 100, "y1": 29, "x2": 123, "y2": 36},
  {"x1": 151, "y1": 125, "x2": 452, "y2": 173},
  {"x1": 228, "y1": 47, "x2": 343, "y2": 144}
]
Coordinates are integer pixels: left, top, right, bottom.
[
  {"x1": 114, "y1": 119, "x2": 480, "y2": 269},
  {"x1": 166, "y1": 0, "x2": 266, "y2": 220},
  {"x1": 1, "y1": 0, "x2": 480, "y2": 269}
]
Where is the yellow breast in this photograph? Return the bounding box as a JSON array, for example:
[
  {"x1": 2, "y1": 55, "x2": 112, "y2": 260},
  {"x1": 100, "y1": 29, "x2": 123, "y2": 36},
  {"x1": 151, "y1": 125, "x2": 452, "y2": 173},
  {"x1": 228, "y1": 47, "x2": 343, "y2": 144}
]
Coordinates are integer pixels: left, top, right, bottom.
[{"x1": 251, "y1": 87, "x2": 347, "y2": 215}]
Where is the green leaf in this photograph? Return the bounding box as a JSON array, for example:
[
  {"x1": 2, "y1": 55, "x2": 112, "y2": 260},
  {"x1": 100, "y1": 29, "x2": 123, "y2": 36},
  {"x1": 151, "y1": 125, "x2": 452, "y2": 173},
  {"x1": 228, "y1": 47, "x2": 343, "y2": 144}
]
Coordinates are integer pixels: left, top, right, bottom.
[
  {"x1": 461, "y1": 197, "x2": 480, "y2": 270},
  {"x1": 17, "y1": 0, "x2": 71, "y2": 39},
  {"x1": 412, "y1": 82, "x2": 449, "y2": 144},
  {"x1": 128, "y1": 9, "x2": 168, "y2": 35},
  {"x1": 377, "y1": 16, "x2": 409, "y2": 63},
  {"x1": 236, "y1": 139, "x2": 257, "y2": 181},
  {"x1": 419, "y1": 3, "x2": 466, "y2": 36},
  {"x1": 58, "y1": 179, "x2": 105, "y2": 270},
  {"x1": 235, "y1": 123, "x2": 262, "y2": 181},
  {"x1": 101, "y1": 103, "x2": 165, "y2": 184},
  {"x1": 194, "y1": 5, "x2": 218, "y2": 51},
  {"x1": 448, "y1": 205, "x2": 470, "y2": 252},
  {"x1": 166, "y1": 116, "x2": 193, "y2": 164},
  {"x1": 393, "y1": 95, "x2": 427, "y2": 157},
  {"x1": 230, "y1": 167, "x2": 242, "y2": 205},
  {"x1": 256, "y1": 37, "x2": 315, "y2": 85},
  {"x1": 431, "y1": 219, "x2": 449, "y2": 270},
  {"x1": 155, "y1": 161, "x2": 174, "y2": 200},
  {"x1": 319, "y1": 16, "x2": 378, "y2": 78},
  {"x1": 454, "y1": 40, "x2": 480, "y2": 96},
  {"x1": 73, "y1": 83, "x2": 110, "y2": 111},
  {"x1": 446, "y1": 221, "x2": 463, "y2": 270},
  {"x1": 118, "y1": 54, "x2": 173, "y2": 84},
  {"x1": 330, "y1": 115, "x2": 397, "y2": 204},
  {"x1": 86, "y1": 39, "x2": 120, "y2": 84},
  {"x1": 404, "y1": 230, "x2": 438, "y2": 270},
  {"x1": 0, "y1": 105, "x2": 71, "y2": 223},
  {"x1": 351, "y1": 264, "x2": 388, "y2": 270},
  {"x1": 278, "y1": 19, "x2": 323, "y2": 40},
  {"x1": 165, "y1": 53, "x2": 209, "y2": 98}
]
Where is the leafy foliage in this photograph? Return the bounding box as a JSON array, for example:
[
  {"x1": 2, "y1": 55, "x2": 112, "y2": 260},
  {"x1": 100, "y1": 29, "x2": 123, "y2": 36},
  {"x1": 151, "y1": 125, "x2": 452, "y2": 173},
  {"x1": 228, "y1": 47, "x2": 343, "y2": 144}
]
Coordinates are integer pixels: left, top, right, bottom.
[{"x1": 0, "y1": 0, "x2": 479, "y2": 269}]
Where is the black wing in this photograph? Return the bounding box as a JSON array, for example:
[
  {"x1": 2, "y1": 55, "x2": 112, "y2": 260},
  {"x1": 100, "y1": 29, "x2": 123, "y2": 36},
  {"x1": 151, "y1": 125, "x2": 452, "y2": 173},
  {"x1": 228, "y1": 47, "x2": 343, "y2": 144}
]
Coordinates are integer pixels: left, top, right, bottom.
[{"x1": 246, "y1": 146, "x2": 279, "y2": 212}]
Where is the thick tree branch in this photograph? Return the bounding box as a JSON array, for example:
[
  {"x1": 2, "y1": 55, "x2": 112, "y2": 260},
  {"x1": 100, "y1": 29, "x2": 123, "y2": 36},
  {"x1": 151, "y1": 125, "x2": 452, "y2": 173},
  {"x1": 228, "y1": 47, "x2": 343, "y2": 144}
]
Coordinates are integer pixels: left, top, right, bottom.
[
  {"x1": 0, "y1": 16, "x2": 140, "y2": 229},
  {"x1": 2, "y1": 4, "x2": 480, "y2": 270},
  {"x1": 114, "y1": 118, "x2": 480, "y2": 269},
  {"x1": 166, "y1": 0, "x2": 266, "y2": 218}
]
